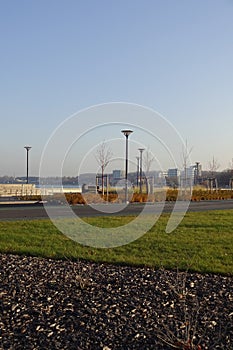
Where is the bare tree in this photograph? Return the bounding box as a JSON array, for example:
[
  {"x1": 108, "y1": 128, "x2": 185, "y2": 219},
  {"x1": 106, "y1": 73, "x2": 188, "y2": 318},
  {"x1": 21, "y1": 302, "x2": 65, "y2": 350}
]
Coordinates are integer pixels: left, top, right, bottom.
[
  {"x1": 143, "y1": 147, "x2": 155, "y2": 174},
  {"x1": 208, "y1": 156, "x2": 220, "y2": 191},
  {"x1": 181, "y1": 140, "x2": 193, "y2": 192},
  {"x1": 95, "y1": 141, "x2": 112, "y2": 195},
  {"x1": 208, "y1": 156, "x2": 220, "y2": 176},
  {"x1": 143, "y1": 147, "x2": 155, "y2": 194}
]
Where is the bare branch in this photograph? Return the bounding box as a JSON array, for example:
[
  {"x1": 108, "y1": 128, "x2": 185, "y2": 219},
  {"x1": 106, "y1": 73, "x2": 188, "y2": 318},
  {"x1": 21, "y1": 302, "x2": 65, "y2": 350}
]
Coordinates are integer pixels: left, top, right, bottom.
[
  {"x1": 95, "y1": 141, "x2": 113, "y2": 195},
  {"x1": 95, "y1": 141, "x2": 112, "y2": 172},
  {"x1": 143, "y1": 147, "x2": 155, "y2": 174},
  {"x1": 208, "y1": 156, "x2": 220, "y2": 176},
  {"x1": 182, "y1": 139, "x2": 193, "y2": 170}
]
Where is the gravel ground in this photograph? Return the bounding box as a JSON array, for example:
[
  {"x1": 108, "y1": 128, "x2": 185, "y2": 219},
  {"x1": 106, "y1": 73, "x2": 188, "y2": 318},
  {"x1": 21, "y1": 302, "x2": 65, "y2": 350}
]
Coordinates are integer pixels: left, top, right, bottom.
[{"x1": 0, "y1": 254, "x2": 232, "y2": 350}]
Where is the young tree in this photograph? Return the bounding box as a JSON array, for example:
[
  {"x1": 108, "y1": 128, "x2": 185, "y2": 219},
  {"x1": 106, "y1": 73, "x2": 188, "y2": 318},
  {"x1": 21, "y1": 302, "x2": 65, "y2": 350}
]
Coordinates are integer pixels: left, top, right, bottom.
[
  {"x1": 181, "y1": 139, "x2": 193, "y2": 192},
  {"x1": 208, "y1": 156, "x2": 220, "y2": 191},
  {"x1": 143, "y1": 147, "x2": 155, "y2": 174},
  {"x1": 143, "y1": 147, "x2": 155, "y2": 194},
  {"x1": 95, "y1": 141, "x2": 112, "y2": 195},
  {"x1": 208, "y1": 156, "x2": 220, "y2": 176}
]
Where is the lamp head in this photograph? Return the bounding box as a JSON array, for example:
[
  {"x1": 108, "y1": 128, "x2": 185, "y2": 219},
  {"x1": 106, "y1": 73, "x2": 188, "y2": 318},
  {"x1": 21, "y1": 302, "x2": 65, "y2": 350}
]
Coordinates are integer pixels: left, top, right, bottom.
[{"x1": 121, "y1": 129, "x2": 133, "y2": 137}]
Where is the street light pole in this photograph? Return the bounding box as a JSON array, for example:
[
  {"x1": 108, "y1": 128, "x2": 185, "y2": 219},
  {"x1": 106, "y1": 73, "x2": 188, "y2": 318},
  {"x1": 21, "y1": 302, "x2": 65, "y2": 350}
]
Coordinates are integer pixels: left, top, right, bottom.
[
  {"x1": 138, "y1": 148, "x2": 145, "y2": 194},
  {"x1": 24, "y1": 146, "x2": 32, "y2": 184},
  {"x1": 136, "y1": 156, "x2": 140, "y2": 188},
  {"x1": 121, "y1": 130, "x2": 133, "y2": 203}
]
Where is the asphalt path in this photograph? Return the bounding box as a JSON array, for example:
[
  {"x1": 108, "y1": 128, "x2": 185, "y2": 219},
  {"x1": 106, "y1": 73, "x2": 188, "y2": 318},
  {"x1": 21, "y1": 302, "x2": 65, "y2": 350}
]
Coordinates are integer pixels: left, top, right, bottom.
[{"x1": 1, "y1": 200, "x2": 233, "y2": 221}]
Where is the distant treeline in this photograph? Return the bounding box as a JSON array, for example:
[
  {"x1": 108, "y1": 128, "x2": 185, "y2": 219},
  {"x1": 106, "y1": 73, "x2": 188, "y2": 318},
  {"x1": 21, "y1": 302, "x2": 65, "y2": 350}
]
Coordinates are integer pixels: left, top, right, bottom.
[
  {"x1": 0, "y1": 169, "x2": 233, "y2": 188},
  {"x1": 0, "y1": 176, "x2": 80, "y2": 185}
]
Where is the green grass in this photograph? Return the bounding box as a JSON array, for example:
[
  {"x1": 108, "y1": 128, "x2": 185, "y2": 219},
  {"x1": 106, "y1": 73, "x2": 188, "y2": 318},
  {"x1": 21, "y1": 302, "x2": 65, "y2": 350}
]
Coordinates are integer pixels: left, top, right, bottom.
[{"x1": 0, "y1": 210, "x2": 233, "y2": 275}]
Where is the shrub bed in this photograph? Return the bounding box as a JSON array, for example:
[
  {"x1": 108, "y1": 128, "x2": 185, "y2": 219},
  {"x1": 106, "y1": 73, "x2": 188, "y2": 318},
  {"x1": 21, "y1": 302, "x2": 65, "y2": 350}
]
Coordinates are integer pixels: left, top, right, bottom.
[{"x1": 20, "y1": 189, "x2": 233, "y2": 204}]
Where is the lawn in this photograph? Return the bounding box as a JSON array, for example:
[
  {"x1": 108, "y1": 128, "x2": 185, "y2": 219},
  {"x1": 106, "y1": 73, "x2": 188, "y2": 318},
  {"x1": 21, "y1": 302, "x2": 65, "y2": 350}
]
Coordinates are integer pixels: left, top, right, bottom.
[{"x1": 0, "y1": 210, "x2": 232, "y2": 275}]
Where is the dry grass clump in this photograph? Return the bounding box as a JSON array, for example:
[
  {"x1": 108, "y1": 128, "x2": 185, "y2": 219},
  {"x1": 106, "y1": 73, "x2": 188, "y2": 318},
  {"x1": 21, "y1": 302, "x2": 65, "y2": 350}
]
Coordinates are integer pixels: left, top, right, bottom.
[
  {"x1": 62, "y1": 189, "x2": 233, "y2": 204},
  {"x1": 20, "y1": 189, "x2": 233, "y2": 204}
]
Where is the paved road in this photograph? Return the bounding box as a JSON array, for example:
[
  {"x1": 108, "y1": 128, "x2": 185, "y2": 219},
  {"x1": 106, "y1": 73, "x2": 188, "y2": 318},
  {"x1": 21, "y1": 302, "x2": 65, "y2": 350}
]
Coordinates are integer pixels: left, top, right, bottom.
[{"x1": 0, "y1": 200, "x2": 233, "y2": 221}]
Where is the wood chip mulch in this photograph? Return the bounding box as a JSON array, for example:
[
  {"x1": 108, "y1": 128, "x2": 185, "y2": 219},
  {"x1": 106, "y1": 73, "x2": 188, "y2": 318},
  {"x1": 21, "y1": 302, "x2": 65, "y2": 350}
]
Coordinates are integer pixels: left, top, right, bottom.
[{"x1": 0, "y1": 254, "x2": 232, "y2": 349}]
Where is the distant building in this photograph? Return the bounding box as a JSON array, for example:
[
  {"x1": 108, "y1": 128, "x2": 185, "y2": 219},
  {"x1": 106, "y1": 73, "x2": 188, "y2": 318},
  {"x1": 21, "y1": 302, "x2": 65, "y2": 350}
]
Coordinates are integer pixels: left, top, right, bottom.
[
  {"x1": 195, "y1": 162, "x2": 202, "y2": 177},
  {"x1": 182, "y1": 167, "x2": 195, "y2": 179},
  {"x1": 180, "y1": 163, "x2": 202, "y2": 186},
  {"x1": 112, "y1": 170, "x2": 124, "y2": 180},
  {"x1": 111, "y1": 170, "x2": 125, "y2": 185},
  {"x1": 168, "y1": 168, "x2": 180, "y2": 178},
  {"x1": 166, "y1": 168, "x2": 180, "y2": 188},
  {"x1": 180, "y1": 166, "x2": 197, "y2": 188},
  {"x1": 194, "y1": 162, "x2": 202, "y2": 184}
]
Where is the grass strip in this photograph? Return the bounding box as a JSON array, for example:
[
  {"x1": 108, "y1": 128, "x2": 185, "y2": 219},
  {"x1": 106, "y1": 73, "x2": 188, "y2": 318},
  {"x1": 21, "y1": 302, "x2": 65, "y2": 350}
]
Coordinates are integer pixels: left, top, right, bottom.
[{"x1": 0, "y1": 210, "x2": 232, "y2": 275}]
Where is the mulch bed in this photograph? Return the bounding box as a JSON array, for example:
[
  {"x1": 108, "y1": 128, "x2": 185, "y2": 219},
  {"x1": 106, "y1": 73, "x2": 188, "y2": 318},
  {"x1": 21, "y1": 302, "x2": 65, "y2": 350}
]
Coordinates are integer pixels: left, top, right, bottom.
[{"x1": 0, "y1": 254, "x2": 232, "y2": 349}]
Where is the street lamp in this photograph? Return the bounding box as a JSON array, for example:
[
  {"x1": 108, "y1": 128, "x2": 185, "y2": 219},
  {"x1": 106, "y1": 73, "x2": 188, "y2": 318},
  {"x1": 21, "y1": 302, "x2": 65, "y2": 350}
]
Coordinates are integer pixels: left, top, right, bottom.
[
  {"x1": 24, "y1": 146, "x2": 32, "y2": 184},
  {"x1": 121, "y1": 130, "x2": 133, "y2": 202},
  {"x1": 138, "y1": 148, "x2": 145, "y2": 194},
  {"x1": 136, "y1": 156, "x2": 140, "y2": 187}
]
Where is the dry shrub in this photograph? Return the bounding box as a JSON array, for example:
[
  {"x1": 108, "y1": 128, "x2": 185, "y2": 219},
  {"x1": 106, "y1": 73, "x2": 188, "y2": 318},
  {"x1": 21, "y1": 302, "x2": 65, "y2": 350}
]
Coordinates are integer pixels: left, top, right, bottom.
[
  {"x1": 192, "y1": 189, "x2": 233, "y2": 201},
  {"x1": 166, "y1": 189, "x2": 178, "y2": 201},
  {"x1": 65, "y1": 193, "x2": 85, "y2": 205},
  {"x1": 131, "y1": 193, "x2": 155, "y2": 203},
  {"x1": 62, "y1": 189, "x2": 233, "y2": 205}
]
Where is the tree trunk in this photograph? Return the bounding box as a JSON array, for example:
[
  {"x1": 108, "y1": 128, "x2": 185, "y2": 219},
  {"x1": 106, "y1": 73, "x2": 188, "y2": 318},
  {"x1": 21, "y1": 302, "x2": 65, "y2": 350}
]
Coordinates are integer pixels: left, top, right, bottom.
[{"x1": 102, "y1": 166, "x2": 104, "y2": 195}]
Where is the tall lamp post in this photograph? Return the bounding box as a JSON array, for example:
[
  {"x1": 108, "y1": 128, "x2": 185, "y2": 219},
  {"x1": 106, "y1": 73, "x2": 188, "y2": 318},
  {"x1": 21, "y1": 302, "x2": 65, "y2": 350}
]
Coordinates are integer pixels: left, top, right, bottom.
[
  {"x1": 136, "y1": 156, "x2": 140, "y2": 187},
  {"x1": 138, "y1": 148, "x2": 145, "y2": 194},
  {"x1": 121, "y1": 130, "x2": 133, "y2": 203},
  {"x1": 24, "y1": 146, "x2": 32, "y2": 184}
]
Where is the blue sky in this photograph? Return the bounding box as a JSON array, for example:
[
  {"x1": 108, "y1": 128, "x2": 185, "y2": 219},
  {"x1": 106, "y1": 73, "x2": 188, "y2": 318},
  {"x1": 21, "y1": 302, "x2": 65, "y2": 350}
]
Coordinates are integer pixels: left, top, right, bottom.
[{"x1": 1, "y1": 0, "x2": 233, "y2": 177}]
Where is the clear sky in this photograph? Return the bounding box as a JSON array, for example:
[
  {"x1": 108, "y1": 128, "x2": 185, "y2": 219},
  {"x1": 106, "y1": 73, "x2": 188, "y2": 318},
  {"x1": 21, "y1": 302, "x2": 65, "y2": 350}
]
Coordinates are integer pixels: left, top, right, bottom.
[{"x1": 1, "y1": 0, "x2": 233, "y2": 177}]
